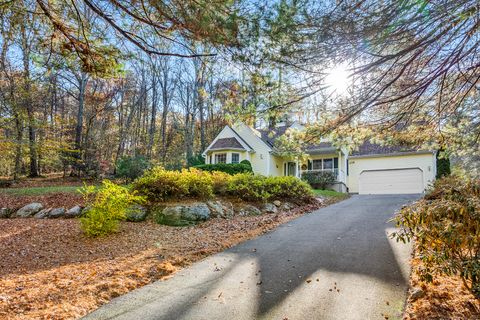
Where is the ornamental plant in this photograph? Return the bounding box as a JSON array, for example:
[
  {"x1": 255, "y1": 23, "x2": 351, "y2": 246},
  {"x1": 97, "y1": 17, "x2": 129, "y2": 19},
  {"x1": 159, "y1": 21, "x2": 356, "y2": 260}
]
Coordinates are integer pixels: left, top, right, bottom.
[
  {"x1": 80, "y1": 180, "x2": 145, "y2": 237},
  {"x1": 301, "y1": 171, "x2": 336, "y2": 189},
  {"x1": 194, "y1": 163, "x2": 253, "y2": 175},
  {"x1": 132, "y1": 166, "x2": 314, "y2": 203},
  {"x1": 392, "y1": 175, "x2": 480, "y2": 297}
]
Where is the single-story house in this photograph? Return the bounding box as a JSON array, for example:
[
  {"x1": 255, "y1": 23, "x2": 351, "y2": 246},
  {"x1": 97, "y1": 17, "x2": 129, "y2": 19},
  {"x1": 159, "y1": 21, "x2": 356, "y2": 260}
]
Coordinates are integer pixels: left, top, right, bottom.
[{"x1": 202, "y1": 122, "x2": 437, "y2": 194}]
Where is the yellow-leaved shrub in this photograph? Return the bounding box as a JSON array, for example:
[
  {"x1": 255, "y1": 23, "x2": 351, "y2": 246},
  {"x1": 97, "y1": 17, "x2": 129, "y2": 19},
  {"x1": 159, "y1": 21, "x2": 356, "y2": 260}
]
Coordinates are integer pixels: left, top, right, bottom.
[
  {"x1": 132, "y1": 167, "x2": 314, "y2": 203},
  {"x1": 80, "y1": 180, "x2": 145, "y2": 237}
]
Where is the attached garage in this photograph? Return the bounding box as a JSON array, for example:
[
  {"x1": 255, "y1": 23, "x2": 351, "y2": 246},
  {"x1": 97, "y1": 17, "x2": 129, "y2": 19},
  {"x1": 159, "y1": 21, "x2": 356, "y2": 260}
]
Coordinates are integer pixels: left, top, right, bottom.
[
  {"x1": 359, "y1": 168, "x2": 424, "y2": 194},
  {"x1": 347, "y1": 151, "x2": 437, "y2": 195}
]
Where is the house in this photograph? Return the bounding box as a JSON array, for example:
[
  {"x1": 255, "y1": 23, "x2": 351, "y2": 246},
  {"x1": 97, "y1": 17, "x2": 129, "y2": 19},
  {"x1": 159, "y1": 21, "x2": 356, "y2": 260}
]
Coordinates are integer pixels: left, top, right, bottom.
[{"x1": 202, "y1": 122, "x2": 437, "y2": 194}]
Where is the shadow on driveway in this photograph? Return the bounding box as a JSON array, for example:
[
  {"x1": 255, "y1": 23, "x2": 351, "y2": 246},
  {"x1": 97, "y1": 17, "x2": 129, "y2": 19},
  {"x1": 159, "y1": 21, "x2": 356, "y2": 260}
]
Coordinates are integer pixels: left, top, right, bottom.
[{"x1": 84, "y1": 194, "x2": 419, "y2": 320}]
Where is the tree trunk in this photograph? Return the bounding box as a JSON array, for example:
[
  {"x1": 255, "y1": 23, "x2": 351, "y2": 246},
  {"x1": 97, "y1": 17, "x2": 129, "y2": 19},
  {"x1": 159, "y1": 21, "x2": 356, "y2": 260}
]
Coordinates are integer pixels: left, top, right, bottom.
[
  {"x1": 20, "y1": 22, "x2": 38, "y2": 177},
  {"x1": 148, "y1": 71, "x2": 157, "y2": 158}
]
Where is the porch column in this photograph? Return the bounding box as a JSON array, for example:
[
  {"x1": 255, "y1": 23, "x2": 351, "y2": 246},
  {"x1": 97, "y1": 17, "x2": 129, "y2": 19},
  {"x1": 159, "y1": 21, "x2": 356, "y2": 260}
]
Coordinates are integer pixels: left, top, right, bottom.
[{"x1": 296, "y1": 158, "x2": 300, "y2": 178}]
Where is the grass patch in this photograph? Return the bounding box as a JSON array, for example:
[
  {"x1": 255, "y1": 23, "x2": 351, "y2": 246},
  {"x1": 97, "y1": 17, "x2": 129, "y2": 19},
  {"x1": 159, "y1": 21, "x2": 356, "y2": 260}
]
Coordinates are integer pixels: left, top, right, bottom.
[
  {"x1": 313, "y1": 189, "x2": 348, "y2": 198},
  {"x1": 0, "y1": 186, "x2": 82, "y2": 196}
]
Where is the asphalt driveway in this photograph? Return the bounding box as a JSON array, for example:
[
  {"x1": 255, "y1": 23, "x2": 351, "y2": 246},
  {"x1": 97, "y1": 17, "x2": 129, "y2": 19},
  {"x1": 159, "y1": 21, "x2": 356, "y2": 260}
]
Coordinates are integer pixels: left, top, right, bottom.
[{"x1": 84, "y1": 194, "x2": 419, "y2": 320}]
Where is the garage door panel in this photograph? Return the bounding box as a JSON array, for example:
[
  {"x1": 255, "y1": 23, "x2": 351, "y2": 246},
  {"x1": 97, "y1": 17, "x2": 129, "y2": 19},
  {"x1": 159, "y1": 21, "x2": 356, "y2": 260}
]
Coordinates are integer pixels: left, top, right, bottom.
[{"x1": 359, "y1": 168, "x2": 424, "y2": 194}]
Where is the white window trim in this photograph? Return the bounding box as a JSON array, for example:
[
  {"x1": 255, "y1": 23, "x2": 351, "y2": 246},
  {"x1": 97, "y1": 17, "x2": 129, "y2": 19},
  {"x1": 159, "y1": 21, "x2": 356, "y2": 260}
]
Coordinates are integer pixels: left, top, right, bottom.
[
  {"x1": 214, "y1": 153, "x2": 227, "y2": 164},
  {"x1": 231, "y1": 153, "x2": 240, "y2": 164}
]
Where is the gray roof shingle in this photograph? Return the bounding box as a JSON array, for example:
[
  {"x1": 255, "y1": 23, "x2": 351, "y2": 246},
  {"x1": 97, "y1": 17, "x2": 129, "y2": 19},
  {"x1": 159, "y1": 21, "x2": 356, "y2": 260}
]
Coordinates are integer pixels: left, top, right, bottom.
[
  {"x1": 210, "y1": 137, "x2": 245, "y2": 150},
  {"x1": 351, "y1": 140, "x2": 419, "y2": 156}
]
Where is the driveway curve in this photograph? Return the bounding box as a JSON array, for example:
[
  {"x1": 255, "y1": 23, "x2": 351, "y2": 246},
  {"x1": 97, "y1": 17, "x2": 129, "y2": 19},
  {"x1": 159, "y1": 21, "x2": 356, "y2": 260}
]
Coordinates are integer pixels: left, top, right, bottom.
[{"x1": 84, "y1": 194, "x2": 419, "y2": 320}]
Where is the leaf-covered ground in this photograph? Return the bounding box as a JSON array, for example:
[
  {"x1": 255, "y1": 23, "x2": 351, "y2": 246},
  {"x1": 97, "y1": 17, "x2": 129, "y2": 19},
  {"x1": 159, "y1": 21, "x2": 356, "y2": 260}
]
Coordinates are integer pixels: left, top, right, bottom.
[
  {"x1": 0, "y1": 200, "x2": 332, "y2": 320},
  {"x1": 404, "y1": 256, "x2": 480, "y2": 319}
]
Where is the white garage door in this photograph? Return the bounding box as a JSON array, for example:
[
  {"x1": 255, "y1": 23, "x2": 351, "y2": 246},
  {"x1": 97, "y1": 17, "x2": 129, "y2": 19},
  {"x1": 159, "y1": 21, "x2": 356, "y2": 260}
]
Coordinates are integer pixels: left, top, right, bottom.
[{"x1": 359, "y1": 168, "x2": 424, "y2": 194}]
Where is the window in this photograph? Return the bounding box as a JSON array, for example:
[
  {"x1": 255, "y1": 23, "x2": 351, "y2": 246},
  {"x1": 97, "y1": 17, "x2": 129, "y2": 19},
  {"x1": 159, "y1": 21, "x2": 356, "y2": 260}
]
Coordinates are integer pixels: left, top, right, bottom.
[
  {"x1": 215, "y1": 153, "x2": 226, "y2": 164},
  {"x1": 231, "y1": 153, "x2": 240, "y2": 164},
  {"x1": 323, "y1": 158, "x2": 333, "y2": 170},
  {"x1": 310, "y1": 158, "x2": 339, "y2": 170},
  {"x1": 312, "y1": 159, "x2": 322, "y2": 170}
]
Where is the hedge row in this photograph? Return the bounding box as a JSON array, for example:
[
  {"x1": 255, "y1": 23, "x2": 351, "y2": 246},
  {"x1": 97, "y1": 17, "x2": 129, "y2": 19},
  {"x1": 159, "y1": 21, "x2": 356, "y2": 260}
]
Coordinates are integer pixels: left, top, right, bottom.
[
  {"x1": 132, "y1": 167, "x2": 313, "y2": 202},
  {"x1": 193, "y1": 162, "x2": 252, "y2": 175}
]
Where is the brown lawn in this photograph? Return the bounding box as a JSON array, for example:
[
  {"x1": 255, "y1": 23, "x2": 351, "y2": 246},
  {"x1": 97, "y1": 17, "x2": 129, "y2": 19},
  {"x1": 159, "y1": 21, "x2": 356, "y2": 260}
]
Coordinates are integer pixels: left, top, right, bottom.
[
  {"x1": 0, "y1": 200, "x2": 330, "y2": 320},
  {"x1": 404, "y1": 257, "x2": 480, "y2": 319}
]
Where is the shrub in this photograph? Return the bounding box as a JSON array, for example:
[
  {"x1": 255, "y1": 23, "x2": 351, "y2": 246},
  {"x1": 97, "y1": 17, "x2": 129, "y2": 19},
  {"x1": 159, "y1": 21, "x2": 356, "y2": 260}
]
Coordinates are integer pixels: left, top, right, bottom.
[
  {"x1": 115, "y1": 155, "x2": 151, "y2": 182},
  {"x1": 211, "y1": 171, "x2": 232, "y2": 195},
  {"x1": 80, "y1": 180, "x2": 145, "y2": 237},
  {"x1": 187, "y1": 154, "x2": 205, "y2": 167},
  {"x1": 392, "y1": 175, "x2": 480, "y2": 297},
  {"x1": 301, "y1": 171, "x2": 336, "y2": 189},
  {"x1": 194, "y1": 163, "x2": 253, "y2": 175},
  {"x1": 436, "y1": 151, "x2": 451, "y2": 179},
  {"x1": 132, "y1": 167, "x2": 214, "y2": 201},
  {"x1": 240, "y1": 159, "x2": 252, "y2": 169},
  {"x1": 133, "y1": 167, "x2": 313, "y2": 203},
  {"x1": 227, "y1": 173, "x2": 313, "y2": 202}
]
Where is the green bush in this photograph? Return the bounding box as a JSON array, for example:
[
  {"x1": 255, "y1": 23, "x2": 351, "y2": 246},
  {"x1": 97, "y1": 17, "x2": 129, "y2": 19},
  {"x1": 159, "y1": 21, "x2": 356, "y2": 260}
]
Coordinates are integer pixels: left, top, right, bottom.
[
  {"x1": 80, "y1": 180, "x2": 145, "y2": 237},
  {"x1": 115, "y1": 155, "x2": 151, "y2": 182},
  {"x1": 132, "y1": 167, "x2": 213, "y2": 202},
  {"x1": 436, "y1": 151, "x2": 451, "y2": 179},
  {"x1": 187, "y1": 154, "x2": 205, "y2": 167},
  {"x1": 301, "y1": 171, "x2": 336, "y2": 189},
  {"x1": 194, "y1": 163, "x2": 253, "y2": 175},
  {"x1": 392, "y1": 175, "x2": 480, "y2": 297},
  {"x1": 240, "y1": 159, "x2": 252, "y2": 168}
]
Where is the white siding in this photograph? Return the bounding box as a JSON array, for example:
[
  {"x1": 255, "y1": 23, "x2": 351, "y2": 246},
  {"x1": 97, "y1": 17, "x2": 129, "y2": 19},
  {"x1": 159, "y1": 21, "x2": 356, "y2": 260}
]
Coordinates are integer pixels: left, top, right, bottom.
[{"x1": 347, "y1": 153, "x2": 436, "y2": 193}]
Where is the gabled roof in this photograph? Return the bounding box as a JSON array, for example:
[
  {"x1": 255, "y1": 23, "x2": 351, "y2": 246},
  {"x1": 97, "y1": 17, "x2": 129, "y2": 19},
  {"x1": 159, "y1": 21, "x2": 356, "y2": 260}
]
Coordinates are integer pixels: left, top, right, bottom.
[
  {"x1": 256, "y1": 126, "x2": 289, "y2": 147},
  {"x1": 209, "y1": 137, "x2": 246, "y2": 150}
]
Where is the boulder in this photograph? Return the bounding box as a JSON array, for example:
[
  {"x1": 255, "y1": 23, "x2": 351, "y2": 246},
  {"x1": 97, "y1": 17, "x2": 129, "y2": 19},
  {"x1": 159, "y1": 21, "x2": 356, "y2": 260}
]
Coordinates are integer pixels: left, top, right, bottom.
[
  {"x1": 0, "y1": 208, "x2": 11, "y2": 218},
  {"x1": 48, "y1": 208, "x2": 66, "y2": 218},
  {"x1": 126, "y1": 205, "x2": 148, "y2": 222},
  {"x1": 273, "y1": 200, "x2": 281, "y2": 207},
  {"x1": 207, "y1": 201, "x2": 224, "y2": 218},
  {"x1": 263, "y1": 203, "x2": 278, "y2": 214},
  {"x1": 13, "y1": 203, "x2": 43, "y2": 218},
  {"x1": 155, "y1": 203, "x2": 210, "y2": 226},
  {"x1": 280, "y1": 202, "x2": 295, "y2": 211},
  {"x1": 238, "y1": 204, "x2": 261, "y2": 216},
  {"x1": 221, "y1": 202, "x2": 235, "y2": 219},
  {"x1": 65, "y1": 205, "x2": 82, "y2": 218},
  {"x1": 34, "y1": 208, "x2": 52, "y2": 219},
  {"x1": 207, "y1": 201, "x2": 234, "y2": 219}
]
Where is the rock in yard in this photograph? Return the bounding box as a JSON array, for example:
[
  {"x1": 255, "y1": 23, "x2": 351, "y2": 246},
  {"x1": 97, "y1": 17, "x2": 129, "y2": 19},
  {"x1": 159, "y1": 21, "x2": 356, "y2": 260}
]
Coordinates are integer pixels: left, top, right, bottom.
[
  {"x1": 280, "y1": 202, "x2": 295, "y2": 211},
  {"x1": 13, "y1": 203, "x2": 43, "y2": 218},
  {"x1": 238, "y1": 204, "x2": 262, "y2": 216},
  {"x1": 273, "y1": 200, "x2": 281, "y2": 207},
  {"x1": 65, "y1": 205, "x2": 83, "y2": 218},
  {"x1": 410, "y1": 287, "x2": 425, "y2": 301},
  {"x1": 207, "y1": 201, "x2": 224, "y2": 218},
  {"x1": 263, "y1": 203, "x2": 278, "y2": 214},
  {"x1": 126, "y1": 205, "x2": 148, "y2": 222},
  {"x1": 48, "y1": 208, "x2": 66, "y2": 218},
  {"x1": 156, "y1": 203, "x2": 210, "y2": 226},
  {"x1": 0, "y1": 208, "x2": 11, "y2": 218},
  {"x1": 207, "y1": 201, "x2": 234, "y2": 219},
  {"x1": 221, "y1": 201, "x2": 235, "y2": 218},
  {"x1": 34, "y1": 208, "x2": 52, "y2": 219}
]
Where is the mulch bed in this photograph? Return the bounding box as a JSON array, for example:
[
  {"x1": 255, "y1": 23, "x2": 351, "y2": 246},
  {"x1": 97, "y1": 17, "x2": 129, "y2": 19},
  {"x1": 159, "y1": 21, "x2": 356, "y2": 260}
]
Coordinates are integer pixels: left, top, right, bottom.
[
  {"x1": 404, "y1": 255, "x2": 480, "y2": 319},
  {"x1": 0, "y1": 199, "x2": 335, "y2": 320}
]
